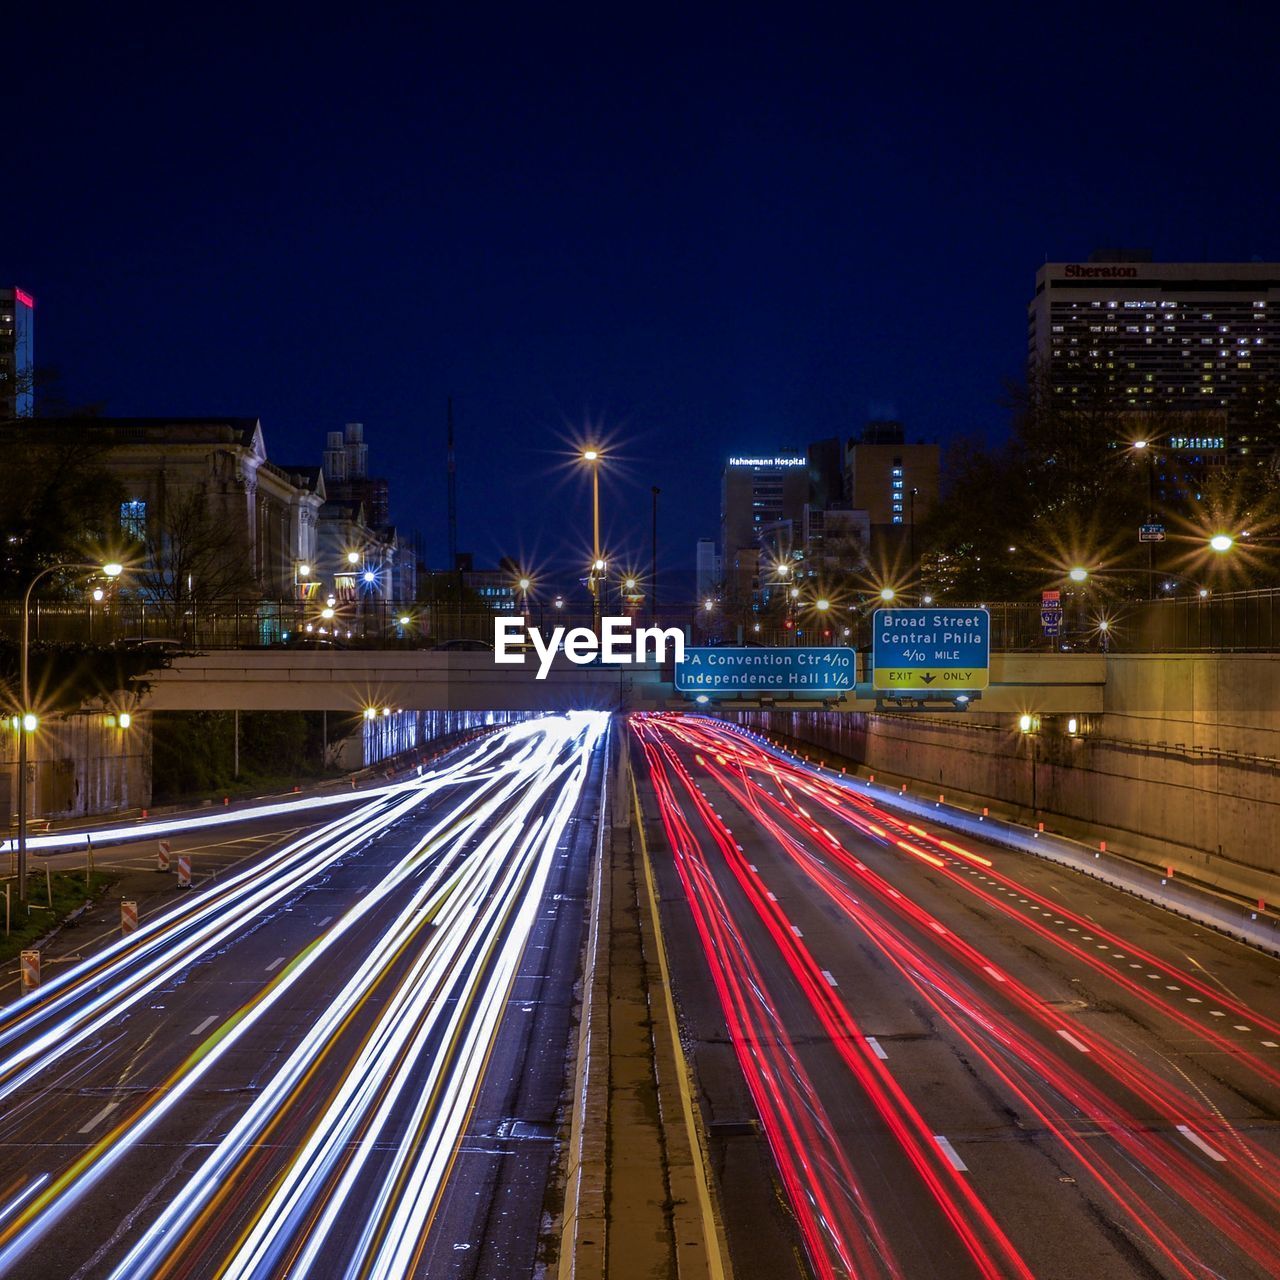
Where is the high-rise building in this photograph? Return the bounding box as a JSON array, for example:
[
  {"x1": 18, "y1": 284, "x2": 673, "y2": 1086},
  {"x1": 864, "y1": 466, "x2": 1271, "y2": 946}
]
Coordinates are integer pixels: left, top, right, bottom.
[
  {"x1": 1028, "y1": 255, "x2": 1280, "y2": 436},
  {"x1": 844, "y1": 422, "x2": 938, "y2": 551},
  {"x1": 322, "y1": 422, "x2": 390, "y2": 527},
  {"x1": 695, "y1": 538, "x2": 721, "y2": 599},
  {"x1": 0, "y1": 286, "x2": 35, "y2": 418},
  {"x1": 719, "y1": 454, "x2": 809, "y2": 569}
]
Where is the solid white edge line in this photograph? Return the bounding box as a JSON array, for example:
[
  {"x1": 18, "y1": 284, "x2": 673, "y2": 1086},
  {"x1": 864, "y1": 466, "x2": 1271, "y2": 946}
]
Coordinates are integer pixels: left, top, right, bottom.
[
  {"x1": 1177, "y1": 1124, "x2": 1227, "y2": 1162},
  {"x1": 934, "y1": 1134, "x2": 968, "y2": 1171}
]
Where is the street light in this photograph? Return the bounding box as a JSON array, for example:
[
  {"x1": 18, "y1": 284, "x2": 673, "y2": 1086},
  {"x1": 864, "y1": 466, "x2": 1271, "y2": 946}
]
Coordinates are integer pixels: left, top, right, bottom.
[
  {"x1": 1068, "y1": 566, "x2": 1089, "y2": 583},
  {"x1": 346, "y1": 551, "x2": 360, "y2": 565},
  {"x1": 581, "y1": 447, "x2": 603, "y2": 630},
  {"x1": 16, "y1": 560, "x2": 125, "y2": 905},
  {"x1": 879, "y1": 587, "x2": 895, "y2": 603},
  {"x1": 1209, "y1": 533, "x2": 1234, "y2": 553}
]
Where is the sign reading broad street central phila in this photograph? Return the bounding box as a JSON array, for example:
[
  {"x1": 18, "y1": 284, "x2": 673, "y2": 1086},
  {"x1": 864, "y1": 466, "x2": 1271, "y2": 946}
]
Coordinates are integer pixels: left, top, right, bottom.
[
  {"x1": 872, "y1": 607, "x2": 990, "y2": 690},
  {"x1": 675, "y1": 646, "x2": 855, "y2": 695}
]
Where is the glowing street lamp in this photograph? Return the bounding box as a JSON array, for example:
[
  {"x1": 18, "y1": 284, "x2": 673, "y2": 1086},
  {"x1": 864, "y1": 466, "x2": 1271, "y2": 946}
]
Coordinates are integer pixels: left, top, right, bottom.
[
  {"x1": 1209, "y1": 533, "x2": 1234, "y2": 553},
  {"x1": 346, "y1": 551, "x2": 360, "y2": 566},
  {"x1": 1068, "y1": 566, "x2": 1089, "y2": 583},
  {"x1": 581, "y1": 447, "x2": 604, "y2": 629},
  {"x1": 879, "y1": 587, "x2": 896, "y2": 603},
  {"x1": 17, "y1": 560, "x2": 126, "y2": 905}
]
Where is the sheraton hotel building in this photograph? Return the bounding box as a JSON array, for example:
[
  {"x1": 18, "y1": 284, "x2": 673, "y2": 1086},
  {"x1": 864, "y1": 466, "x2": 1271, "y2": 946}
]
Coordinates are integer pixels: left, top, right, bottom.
[{"x1": 1028, "y1": 256, "x2": 1280, "y2": 446}]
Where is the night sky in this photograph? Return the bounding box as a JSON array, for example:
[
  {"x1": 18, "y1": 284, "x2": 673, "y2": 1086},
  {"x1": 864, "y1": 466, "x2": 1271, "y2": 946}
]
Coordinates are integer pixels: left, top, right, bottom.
[{"x1": 5, "y1": 5, "x2": 1277, "y2": 590}]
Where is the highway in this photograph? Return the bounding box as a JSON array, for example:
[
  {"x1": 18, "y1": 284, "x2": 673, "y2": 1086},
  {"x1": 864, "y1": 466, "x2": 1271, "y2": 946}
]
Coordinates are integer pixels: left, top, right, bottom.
[
  {"x1": 0, "y1": 712, "x2": 608, "y2": 1280},
  {"x1": 632, "y1": 713, "x2": 1280, "y2": 1280}
]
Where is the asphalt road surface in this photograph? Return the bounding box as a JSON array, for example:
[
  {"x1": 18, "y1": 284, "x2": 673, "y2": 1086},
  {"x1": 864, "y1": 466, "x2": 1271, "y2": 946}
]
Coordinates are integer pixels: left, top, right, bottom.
[
  {"x1": 0, "y1": 712, "x2": 608, "y2": 1280},
  {"x1": 632, "y1": 713, "x2": 1280, "y2": 1280}
]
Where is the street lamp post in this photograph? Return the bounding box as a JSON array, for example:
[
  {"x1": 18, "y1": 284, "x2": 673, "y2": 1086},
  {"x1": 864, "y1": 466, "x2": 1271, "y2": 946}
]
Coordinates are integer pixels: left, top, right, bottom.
[
  {"x1": 651, "y1": 486, "x2": 660, "y2": 626},
  {"x1": 582, "y1": 449, "x2": 602, "y2": 631},
  {"x1": 1132, "y1": 440, "x2": 1158, "y2": 600},
  {"x1": 16, "y1": 561, "x2": 123, "y2": 905}
]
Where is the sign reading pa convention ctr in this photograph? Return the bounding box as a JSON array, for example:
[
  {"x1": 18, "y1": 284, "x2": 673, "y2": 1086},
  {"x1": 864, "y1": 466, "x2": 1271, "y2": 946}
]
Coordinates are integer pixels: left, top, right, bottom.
[
  {"x1": 675, "y1": 647, "x2": 855, "y2": 695},
  {"x1": 872, "y1": 607, "x2": 990, "y2": 690}
]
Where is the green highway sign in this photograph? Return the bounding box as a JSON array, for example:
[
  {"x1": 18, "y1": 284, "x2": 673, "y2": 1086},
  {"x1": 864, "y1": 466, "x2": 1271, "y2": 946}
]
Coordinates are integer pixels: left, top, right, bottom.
[{"x1": 872, "y1": 607, "x2": 990, "y2": 690}]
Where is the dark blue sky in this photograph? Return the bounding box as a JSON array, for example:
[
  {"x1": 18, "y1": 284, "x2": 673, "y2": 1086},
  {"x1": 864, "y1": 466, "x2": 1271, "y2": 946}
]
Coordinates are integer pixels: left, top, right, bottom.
[{"x1": 5, "y1": 5, "x2": 1276, "y2": 587}]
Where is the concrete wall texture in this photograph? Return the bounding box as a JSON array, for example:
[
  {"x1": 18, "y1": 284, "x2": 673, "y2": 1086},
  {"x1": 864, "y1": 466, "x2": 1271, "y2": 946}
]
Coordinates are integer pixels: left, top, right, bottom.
[
  {"x1": 731, "y1": 654, "x2": 1280, "y2": 899},
  {"x1": 1, "y1": 712, "x2": 151, "y2": 824}
]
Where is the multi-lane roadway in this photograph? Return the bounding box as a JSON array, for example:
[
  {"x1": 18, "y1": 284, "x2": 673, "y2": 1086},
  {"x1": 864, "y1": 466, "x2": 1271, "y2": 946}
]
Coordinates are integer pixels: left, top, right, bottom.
[
  {"x1": 632, "y1": 713, "x2": 1280, "y2": 1280},
  {"x1": 0, "y1": 712, "x2": 608, "y2": 1280}
]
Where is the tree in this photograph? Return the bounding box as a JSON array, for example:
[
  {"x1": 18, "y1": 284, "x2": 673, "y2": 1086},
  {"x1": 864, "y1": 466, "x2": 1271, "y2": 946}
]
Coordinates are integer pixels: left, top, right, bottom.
[
  {"x1": 0, "y1": 425, "x2": 123, "y2": 597},
  {"x1": 131, "y1": 490, "x2": 259, "y2": 623}
]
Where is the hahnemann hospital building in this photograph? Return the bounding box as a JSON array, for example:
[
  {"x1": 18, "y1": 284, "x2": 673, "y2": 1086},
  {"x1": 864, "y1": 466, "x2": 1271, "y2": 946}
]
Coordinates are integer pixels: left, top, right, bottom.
[{"x1": 1028, "y1": 258, "x2": 1280, "y2": 447}]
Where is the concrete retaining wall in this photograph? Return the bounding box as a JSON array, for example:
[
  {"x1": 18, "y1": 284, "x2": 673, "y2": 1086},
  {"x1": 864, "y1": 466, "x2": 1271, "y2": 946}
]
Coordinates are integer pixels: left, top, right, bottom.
[{"x1": 730, "y1": 653, "x2": 1280, "y2": 899}]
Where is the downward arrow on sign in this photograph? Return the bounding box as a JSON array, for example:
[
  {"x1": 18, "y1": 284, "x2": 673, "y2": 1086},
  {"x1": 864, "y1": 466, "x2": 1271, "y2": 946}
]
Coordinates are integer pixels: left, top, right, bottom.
[{"x1": 921, "y1": 673, "x2": 936, "y2": 684}]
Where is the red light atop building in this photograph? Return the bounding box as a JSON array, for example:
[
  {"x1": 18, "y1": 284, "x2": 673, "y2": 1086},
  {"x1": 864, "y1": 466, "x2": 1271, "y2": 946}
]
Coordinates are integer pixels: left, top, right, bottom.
[{"x1": 13, "y1": 288, "x2": 34, "y2": 307}]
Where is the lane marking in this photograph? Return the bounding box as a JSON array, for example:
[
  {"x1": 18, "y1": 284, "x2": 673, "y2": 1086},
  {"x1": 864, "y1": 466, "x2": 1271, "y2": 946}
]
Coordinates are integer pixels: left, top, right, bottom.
[
  {"x1": 790, "y1": 925, "x2": 803, "y2": 938},
  {"x1": 264, "y1": 956, "x2": 286, "y2": 972},
  {"x1": 821, "y1": 969, "x2": 838, "y2": 987},
  {"x1": 982, "y1": 965, "x2": 1006, "y2": 983},
  {"x1": 191, "y1": 1015, "x2": 217, "y2": 1037},
  {"x1": 317, "y1": 915, "x2": 334, "y2": 927},
  {"x1": 934, "y1": 1135, "x2": 968, "y2": 1171},
  {"x1": 78, "y1": 1102, "x2": 119, "y2": 1134},
  {"x1": 866, "y1": 1037, "x2": 888, "y2": 1060},
  {"x1": 1262, "y1": 1041, "x2": 1278, "y2": 1048},
  {"x1": 1177, "y1": 1125, "x2": 1226, "y2": 1162},
  {"x1": 1056, "y1": 1029, "x2": 1091, "y2": 1053}
]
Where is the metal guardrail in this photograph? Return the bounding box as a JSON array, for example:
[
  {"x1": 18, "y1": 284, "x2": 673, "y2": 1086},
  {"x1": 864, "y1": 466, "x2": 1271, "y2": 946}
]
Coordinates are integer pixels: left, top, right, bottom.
[{"x1": 1, "y1": 591, "x2": 1278, "y2": 653}]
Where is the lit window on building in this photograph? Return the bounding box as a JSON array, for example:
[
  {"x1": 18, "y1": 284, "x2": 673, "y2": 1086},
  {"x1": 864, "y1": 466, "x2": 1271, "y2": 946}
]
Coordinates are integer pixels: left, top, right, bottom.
[{"x1": 120, "y1": 500, "x2": 147, "y2": 540}]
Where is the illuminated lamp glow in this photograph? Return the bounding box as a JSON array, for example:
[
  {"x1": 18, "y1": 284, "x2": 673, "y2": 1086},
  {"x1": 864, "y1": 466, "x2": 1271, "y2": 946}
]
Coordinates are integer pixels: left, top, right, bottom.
[
  {"x1": 1209, "y1": 534, "x2": 1234, "y2": 553},
  {"x1": 118, "y1": 712, "x2": 132, "y2": 729},
  {"x1": 22, "y1": 713, "x2": 38, "y2": 732}
]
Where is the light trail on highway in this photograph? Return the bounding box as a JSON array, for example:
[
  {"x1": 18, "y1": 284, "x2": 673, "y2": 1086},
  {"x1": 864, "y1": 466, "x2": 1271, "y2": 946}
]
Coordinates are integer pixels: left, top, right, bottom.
[
  {"x1": 632, "y1": 713, "x2": 1280, "y2": 1280},
  {"x1": 0, "y1": 712, "x2": 608, "y2": 1280}
]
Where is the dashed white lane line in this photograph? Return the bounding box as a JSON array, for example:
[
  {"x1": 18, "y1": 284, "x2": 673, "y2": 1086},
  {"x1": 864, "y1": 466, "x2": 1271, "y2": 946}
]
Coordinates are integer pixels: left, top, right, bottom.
[
  {"x1": 1057, "y1": 1029, "x2": 1091, "y2": 1054},
  {"x1": 191, "y1": 1015, "x2": 217, "y2": 1037},
  {"x1": 317, "y1": 915, "x2": 334, "y2": 928},
  {"x1": 821, "y1": 969, "x2": 838, "y2": 987},
  {"x1": 766, "y1": 892, "x2": 778, "y2": 902},
  {"x1": 1263, "y1": 1041, "x2": 1279, "y2": 1048},
  {"x1": 934, "y1": 1135, "x2": 968, "y2": 1171},
  {"x1": 749, "y1": 864, "x2": 759, "y2": 873},
  {"x1": 79, "y1": 1102, "x2": 119, "y2": 1134},
  {"x1": 982, "y1": 965, "x2": 1006, "y2": 983},
  {"x1": 1187, "y1": 997, "x2": 1203, "y2": 1003},
  {"x1": 1177, "y1": 1125, "x2": 1227, "y2": 1162},
  {"x1": 1210, "y1": 1010, "x2": 1226, "y2": 1017},
  {"x1": 790, "y1": 925, "x2": 803, "y2": 938},
  {"x1": 1234, "y1": 1025, "x2": 1251, "y2": 1031},
  {"x1": 264, "y1": 956, "x2": 286, "y2": 972},
  {"x1": 866, "y1": 1036, "x2": 889, "y2": 1060}
]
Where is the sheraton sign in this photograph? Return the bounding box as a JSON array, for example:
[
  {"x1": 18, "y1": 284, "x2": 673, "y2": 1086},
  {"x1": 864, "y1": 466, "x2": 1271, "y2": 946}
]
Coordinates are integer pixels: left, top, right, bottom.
[{"x1": 1063, "y1": 264, "x2": 1139, "y2": 279}]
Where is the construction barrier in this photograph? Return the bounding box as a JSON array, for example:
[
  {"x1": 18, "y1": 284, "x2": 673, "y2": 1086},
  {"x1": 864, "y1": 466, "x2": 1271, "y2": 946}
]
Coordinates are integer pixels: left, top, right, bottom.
[
  {"x1": 121, "y1": 900, "x2": 138, "y2": 934},
  {"x1": 20, "y1": 949, "x2": 40, "y2": 992},
  {"x1": 177, "y1": 855, "x2": 192, "y2": 889},
  {"x1": 157, "y1": 839, "x2": 172, "y2": 873}
]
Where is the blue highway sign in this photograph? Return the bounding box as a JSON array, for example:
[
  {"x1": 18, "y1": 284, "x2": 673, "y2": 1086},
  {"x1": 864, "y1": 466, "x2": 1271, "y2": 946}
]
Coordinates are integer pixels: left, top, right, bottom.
[{"x1": 675, "y1": 647, "x2": 855, "y2": 695}]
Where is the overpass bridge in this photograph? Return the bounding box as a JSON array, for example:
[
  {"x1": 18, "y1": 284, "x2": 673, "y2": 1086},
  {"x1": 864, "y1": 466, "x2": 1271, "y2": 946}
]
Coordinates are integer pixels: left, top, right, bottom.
[{"x1": 135, "y1": 650, "x2": 1106, "y2": 715}]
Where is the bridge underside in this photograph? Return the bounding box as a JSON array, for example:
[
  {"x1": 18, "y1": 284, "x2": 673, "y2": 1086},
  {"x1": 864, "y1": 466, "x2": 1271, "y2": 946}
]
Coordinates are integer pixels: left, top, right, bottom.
[{"x1": 136, "y1": 652, "x2": 1105, "y2": 715}]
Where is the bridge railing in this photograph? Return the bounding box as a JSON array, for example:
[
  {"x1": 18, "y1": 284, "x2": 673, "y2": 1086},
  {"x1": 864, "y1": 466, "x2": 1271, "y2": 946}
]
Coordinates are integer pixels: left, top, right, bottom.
[{"x1": 0, "y1": 591, "x2": 1278, "y2": 653}]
